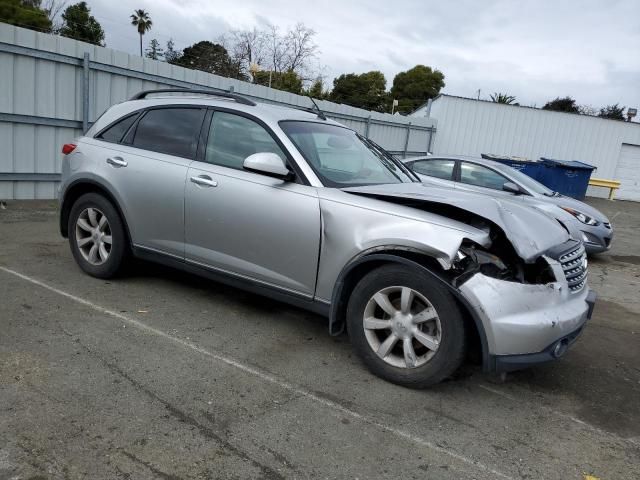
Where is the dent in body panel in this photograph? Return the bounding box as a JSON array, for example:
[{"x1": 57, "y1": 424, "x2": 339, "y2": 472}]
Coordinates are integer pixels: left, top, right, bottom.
[
  {"x1": 342, "y1": 183, "x2": 570, "y2": 263},
  {"x1": 459, "y1": 271, "x2": 590, "y2": 355},
  {"x1": 314, "y1": 189, "x2": 491, "y2": 301}
]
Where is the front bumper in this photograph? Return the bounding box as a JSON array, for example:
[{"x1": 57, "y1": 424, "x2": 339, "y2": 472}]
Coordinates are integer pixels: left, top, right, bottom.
[
  {"x1": 563, "y1": 219, "x2": 613, "y2": 254},
  {"x1": 459, "y1": 273, "x2": 596, "y2": 372},
  {"x1": 490, "y1": 290, "x2": 596, "y2": 372},
  {"x1": 581, "y1": 226, "x2": 613, "y2": 254}
]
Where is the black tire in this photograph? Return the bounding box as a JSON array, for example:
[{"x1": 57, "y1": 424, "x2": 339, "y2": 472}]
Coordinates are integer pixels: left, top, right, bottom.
[
  {"x1": 68, "y1": 193, "x2": 128, "y2": 279},
  {"x1": 346, "y1": 264, "x2": 466, "y2": 388}
]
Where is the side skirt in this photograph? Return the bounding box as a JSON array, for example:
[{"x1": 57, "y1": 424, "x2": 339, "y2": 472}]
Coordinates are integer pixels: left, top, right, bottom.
[{"x1": 132, "y1": 246, "x2": 330, "y2": 318}]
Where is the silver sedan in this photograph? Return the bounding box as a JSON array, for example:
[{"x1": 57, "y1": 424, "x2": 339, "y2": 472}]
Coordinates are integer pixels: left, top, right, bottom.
[{"x1": 403, "y1": 155, "x2": 613, "y2": 254}]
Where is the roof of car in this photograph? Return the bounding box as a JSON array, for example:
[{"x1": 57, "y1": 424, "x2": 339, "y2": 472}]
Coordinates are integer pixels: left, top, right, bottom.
[
  {"x1": 127, "y1": 94, "x2": 343, "y2": 125},
  {"x1": 404, "y1": 154, "x2": 510, "y2": 171},
  {"x1": 86, "y1": 92, "x2": 345, "y2": 138}
]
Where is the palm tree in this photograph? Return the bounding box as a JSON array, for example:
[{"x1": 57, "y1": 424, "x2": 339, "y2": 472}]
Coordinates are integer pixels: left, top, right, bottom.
[
  {"x1": 130, "y1": 9, "x2": 152, "y2": 56},
  {"x1": 490, "y1": 92, "x2": 519, "y2": 105}
]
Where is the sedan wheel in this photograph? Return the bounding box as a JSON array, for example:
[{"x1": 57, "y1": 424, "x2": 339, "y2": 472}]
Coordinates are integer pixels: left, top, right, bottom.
[
  {"x1": 75, "y1": 207, "x2": 112, "y2": 265},
  {"x1": 363, "y1": 286, "x2": 442, "y2": 369}
]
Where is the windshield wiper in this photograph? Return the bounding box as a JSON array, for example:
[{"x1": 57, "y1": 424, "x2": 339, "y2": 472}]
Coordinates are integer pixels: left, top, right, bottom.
[{"x1": 358, "y1": 135, "x2": 418, "y2": 182}]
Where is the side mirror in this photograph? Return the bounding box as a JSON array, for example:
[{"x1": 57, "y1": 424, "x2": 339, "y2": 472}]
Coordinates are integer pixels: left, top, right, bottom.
[
  {"x1": 502, "y1": 181, "x2": 522, "y2": 194},
  {"x1": 243, "y1": 152, "x2": 293, "y2": 180}
]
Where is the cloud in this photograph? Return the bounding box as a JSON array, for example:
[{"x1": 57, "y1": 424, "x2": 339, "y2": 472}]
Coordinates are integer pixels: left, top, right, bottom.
[{"x1": 87, "y1": 0, "x2": 640, "y2": 109}]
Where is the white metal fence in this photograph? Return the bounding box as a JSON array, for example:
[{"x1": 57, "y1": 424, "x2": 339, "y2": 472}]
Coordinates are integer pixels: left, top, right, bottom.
[{"x1": 0, "y1": 23, "x2": 437, "y2": 200}]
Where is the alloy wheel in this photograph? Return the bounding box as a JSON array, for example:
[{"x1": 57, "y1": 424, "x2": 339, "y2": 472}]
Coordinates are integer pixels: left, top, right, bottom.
[
  {"x1": 363, "y1": 286, "x2": 442, "y2": 369},
  {"x1": 75, "y1": 207, "x2": 112, "y2": 265}
]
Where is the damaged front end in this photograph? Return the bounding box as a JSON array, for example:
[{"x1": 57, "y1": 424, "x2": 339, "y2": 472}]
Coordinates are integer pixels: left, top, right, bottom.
[
  {"x1": 450, "y1": 240, "x2": 556, "y2": 288},
  {"x1": 452, "y1": 239, "x2": 595, "y2": 372},
  {"x1": 342, "y1": 183, "x2": 596, "y2": 371}
]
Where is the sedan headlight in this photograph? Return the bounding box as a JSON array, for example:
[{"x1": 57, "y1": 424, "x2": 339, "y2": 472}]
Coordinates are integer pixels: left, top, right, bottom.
[{"x1": 560, "y1": 207, "x2": 599, "y2": 226}]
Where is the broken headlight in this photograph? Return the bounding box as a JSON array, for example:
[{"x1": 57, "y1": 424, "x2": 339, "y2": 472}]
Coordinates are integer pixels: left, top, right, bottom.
[
  {"x1": 453, "y1": 244, "x2": 513, "y2": 286},
  {"x1": 454, "y1": 243, "x2": 555, "y2": 286}
]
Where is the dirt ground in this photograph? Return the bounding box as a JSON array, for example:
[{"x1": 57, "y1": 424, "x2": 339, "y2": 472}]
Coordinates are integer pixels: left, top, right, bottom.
[{"x1": 0, "y1": 197, "x2": 638, "y2": 479}]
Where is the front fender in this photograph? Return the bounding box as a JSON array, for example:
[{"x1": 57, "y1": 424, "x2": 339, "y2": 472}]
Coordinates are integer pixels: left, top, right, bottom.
[{"x1": 315, "y1": 192, "x2": 491, "y2": 302}]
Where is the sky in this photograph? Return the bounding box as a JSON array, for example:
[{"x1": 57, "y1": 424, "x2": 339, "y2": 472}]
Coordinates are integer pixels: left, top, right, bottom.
[{"x1": 86, "y1": 0, "x2": 640, "y2": 111}]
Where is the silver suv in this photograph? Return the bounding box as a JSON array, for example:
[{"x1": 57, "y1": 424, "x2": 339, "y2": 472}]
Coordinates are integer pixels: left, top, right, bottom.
[{"x1": 59, "y1": 89, "x2": 596, "y2": 387}]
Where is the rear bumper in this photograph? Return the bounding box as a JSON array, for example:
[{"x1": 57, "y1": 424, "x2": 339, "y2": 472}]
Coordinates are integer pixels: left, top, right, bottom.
[{"x1": 459, "y1": 273, "x2": 596, "y2": 372}]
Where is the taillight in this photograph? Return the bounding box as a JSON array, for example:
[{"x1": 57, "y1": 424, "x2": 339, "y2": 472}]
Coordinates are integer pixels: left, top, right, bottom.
[{"x1": 62, "y1": 143, "x2": 77, "y2": 155}]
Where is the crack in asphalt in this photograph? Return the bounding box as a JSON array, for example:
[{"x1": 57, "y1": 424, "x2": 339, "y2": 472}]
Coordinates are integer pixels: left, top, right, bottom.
[{"x1": 59, "y1": 327, "x2": 287, "y2": 480}]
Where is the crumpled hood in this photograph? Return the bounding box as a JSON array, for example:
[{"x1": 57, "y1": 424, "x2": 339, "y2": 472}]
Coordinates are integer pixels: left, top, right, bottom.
[{"x1": 343, "y1": 183, "x2": 570, "y2": 262}]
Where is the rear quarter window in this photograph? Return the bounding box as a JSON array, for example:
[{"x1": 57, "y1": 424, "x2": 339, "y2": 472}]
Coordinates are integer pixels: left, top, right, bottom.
[{"x1": 96, "y1": 113, "x2": 138, "y2": 143}]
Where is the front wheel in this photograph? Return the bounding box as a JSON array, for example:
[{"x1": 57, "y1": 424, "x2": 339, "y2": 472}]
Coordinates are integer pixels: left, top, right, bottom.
[{"x1": 346, "y1": 264, "x2": 466, "y2": 388}]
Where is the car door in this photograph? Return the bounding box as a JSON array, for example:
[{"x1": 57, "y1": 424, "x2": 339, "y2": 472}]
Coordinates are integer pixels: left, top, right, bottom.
[
  {"x1": 184, "y1": 109, "x2": 321, "y2": 297},
  {"x1": 408, "y1": 158, "x2": 457, "y2": 188},
  {"x1": 92, "y1": 106, "x2": 206, "y2": 258},
  {"x1": 455, "y1": 161, "x2": 515, "y2": 197},
  {"x1": 95, "y1": 105, "x2": 206, "y2": 259}
]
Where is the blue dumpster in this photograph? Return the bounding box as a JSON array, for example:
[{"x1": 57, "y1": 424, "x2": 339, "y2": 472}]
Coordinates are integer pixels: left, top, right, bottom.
[
  {"x1": 481, "y1": 154, "x2": 542, "y2": 180},
  {"x1": 537, "y1": 158, "x2": 597, "y2": 200}
]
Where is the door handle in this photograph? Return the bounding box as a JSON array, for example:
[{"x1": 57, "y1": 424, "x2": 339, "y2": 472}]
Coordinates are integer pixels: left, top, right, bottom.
[
  {"x1": 190, "y1": 175, "x2": 218, "y2": 187},
  {"x1": 107, "y1": 156, "x2": 128, "y2": 167}
]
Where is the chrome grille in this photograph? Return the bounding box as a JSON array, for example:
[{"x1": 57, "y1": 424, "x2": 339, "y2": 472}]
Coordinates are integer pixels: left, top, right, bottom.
[{"x1": 559, "y1": 244, "x2": 587, "y2": 293}]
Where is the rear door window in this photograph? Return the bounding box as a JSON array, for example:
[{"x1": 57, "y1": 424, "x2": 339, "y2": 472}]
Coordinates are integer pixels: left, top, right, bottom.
[
  {"x1": 411, "y1": 159, "x2": 456, "y2": 180},
  {"x1": 131, "y1": 108, "x2": 205, "y2": 159},
  {"x1": 459, "y1": 162, "x2": 509, "y2": 190}
]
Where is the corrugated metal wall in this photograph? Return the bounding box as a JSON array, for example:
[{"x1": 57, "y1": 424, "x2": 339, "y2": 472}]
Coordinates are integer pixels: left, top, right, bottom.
[
  {"x1": 412, "y1": 95, "x2": 640, "y2": 198},
  {"x1": 0, "y1": 23, "x2": 437, "y2": 200}
]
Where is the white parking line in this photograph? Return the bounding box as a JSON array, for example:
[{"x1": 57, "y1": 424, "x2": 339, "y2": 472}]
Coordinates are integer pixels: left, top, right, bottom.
[
  {"x1": 0, "y1": 265, "x2": 514, "y2": 480},
  {"x1": 477, "y1": 384, "x2": 639, "y2": 447}
]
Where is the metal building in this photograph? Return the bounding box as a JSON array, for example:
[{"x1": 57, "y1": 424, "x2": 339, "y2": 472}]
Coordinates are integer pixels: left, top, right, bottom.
[{"x1": 412, "y1": 95, "x2": 640, "y2": 201}]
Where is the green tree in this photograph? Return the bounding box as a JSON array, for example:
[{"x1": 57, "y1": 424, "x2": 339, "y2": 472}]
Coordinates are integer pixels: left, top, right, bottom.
[
  {"x1": 0, "y1": 0, "x2": 52, "y2": 32},
  {"x1": 145, "y1": 38, "x2": 163, "y2": 60},
  {"x1": 58, "y1": 2, "x2": 104, "y2": 46},
  {"x1": 542, "y1": 96, "x2": 580, "y2": 113},
  {"x1": 306, "y1": 78, "x2": 326, "y2": 99},
  {"x1": 253, "y1": 70, "x2": 303, "y2": 94},
  {"x1": 164, "y1": 38, "x2": 180, "y2": 64},
  {"x1": 130, "y1": 9, "x2": 152, "y2": 56},
  {"x1": 329, "y1": 71, "x2": 388, "y2": 112},
  {"x1": 174, "y1": 41, "x2": 245, "y2": 79},
  {"x1": 598, "y1": 104, "x2": 625, "y2": 121},
  {"x1": 390, "y1": 65, "x2": 445, "y2": 113},
  {"x1": 490, "y1": 92, "x2": 519, "y2": 105}
]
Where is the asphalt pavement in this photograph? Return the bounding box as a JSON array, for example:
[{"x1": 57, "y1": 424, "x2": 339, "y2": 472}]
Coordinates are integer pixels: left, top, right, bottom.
[{"x1": 1, "y1": 197, "x2": 639, "y2": 479}]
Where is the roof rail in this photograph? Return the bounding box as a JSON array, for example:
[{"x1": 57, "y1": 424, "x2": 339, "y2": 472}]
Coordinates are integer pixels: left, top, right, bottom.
[{"x1": 130, "y1": 88, "x2": 257, "y2": 106}]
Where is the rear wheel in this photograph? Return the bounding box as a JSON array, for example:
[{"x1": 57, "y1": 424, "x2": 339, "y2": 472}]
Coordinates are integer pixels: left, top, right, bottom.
[
  {"x1": 68, "y1": 193, "x2": 128, "y2": 278},
  {"x1": 346, "y1": 264, "x2": 466, "y2": 388}
]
